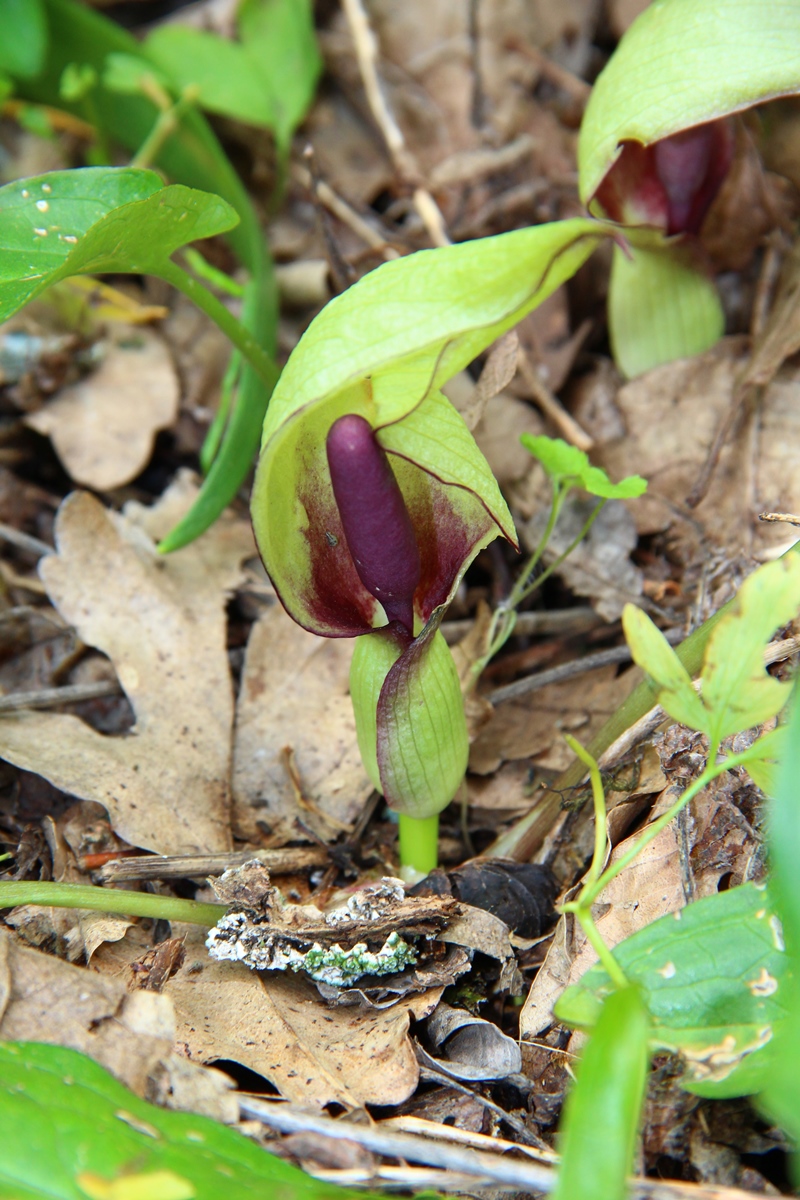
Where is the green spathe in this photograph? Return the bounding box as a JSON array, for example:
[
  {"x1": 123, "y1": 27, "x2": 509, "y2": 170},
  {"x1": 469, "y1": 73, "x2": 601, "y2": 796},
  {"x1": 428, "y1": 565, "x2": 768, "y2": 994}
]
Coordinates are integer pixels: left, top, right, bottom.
[
  {"x1": 351, "y1": 615, "x2": 468, "y2": 820},
  {"x1": 578, "y1": 0, "x2": 800, "y2": 209}
]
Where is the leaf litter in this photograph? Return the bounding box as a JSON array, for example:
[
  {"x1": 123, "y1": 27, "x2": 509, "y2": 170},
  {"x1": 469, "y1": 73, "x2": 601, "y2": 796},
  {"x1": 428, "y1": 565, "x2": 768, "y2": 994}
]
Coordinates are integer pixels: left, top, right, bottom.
[{"x1": 1, "y1": 0, "x2": 800, "y2": 1193}]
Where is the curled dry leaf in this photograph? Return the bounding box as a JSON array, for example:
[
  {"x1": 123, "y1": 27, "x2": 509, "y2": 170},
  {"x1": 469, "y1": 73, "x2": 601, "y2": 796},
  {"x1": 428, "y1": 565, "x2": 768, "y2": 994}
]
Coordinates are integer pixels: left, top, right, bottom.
[
  {"x1": 0, "y1": 475, "x2": 253, "y2": 852},
  {"x1": 419, "y1": 1002, "x2": 522, "y2": 1081},
  {"x1": 232, "y1": 603, "x2": 372, "y2": 841},
  {"x1": 26, "y1": 328, "x2": 179, "y2": 491}
]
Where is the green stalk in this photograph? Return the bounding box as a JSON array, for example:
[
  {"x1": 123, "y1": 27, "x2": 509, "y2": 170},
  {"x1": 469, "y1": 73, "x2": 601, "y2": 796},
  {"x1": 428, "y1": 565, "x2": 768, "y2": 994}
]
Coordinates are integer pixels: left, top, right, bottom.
[
  {"x1": 398, "y1": 813, "x2": 439, "y2": 876},
  {"x1": 0, "y1": 880, "x2": 225, "y2": 926},
  {"x1": 158, "y1": 260, "x2": 278, "y2": 389}
]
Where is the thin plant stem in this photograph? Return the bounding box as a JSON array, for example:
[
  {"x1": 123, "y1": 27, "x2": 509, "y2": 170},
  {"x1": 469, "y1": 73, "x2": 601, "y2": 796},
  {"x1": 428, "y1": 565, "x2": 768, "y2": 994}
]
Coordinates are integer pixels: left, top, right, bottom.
[
  {"x1": 515, "y1": 499, "x2": 606, "y2": 606},
  {"x1": 158, "y1": 260, "x2": 279, "y2": 388},
  {"x1": 0, "y1": 880, "x2": 225, "y2": 926},
  {"x1": 131, "y1": 87, "x2": 200, "y2": 170},
  {"x1": 564, "y1": 734, "x2": 608, "y2": 890},
  {"x1": 567, "y1": 904, "x2": 629, "y2": 989}
]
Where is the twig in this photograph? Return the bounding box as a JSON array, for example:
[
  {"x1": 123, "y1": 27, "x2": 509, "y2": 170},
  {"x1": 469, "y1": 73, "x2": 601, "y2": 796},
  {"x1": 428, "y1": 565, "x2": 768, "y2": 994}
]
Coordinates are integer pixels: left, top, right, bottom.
[
  {"x1": 417, "y1": 1064, "x2": 549, "y2": 1150},
  {"x1": 292, "y1": 163, "x2": 400, "y2": 261},
  {"x1": 505, "y1": 38, "x2": 592, "y2": 108},
  {"x1": 488, "y1": 628, "x2": 684, "y2": 706},
  {"x1": 516, "y1": 347, "x2": 594, "y2": 451},
  {"x1": 0, "y1": 522, "x2": 54, "y2": 558},
  {"x1": 239, "y1": 1099, "x2": 766, "y2": 1200},
  {"x1": 340, "y1": 0, "x2": 451, "y2": 248},
  {"x1": 96, "y1": 846, "x2": 330, "y2": 883},
  {"x1": 0, "y1": 679, "x2": 121, "y2": 713},
  {"x1": 441, "y1": 605, "x2": 599, "y2": 645}
]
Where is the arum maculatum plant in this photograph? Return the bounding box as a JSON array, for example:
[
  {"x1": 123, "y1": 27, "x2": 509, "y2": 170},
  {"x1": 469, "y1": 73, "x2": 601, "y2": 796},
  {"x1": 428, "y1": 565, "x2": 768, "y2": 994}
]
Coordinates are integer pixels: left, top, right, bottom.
[
  {"x1": 578, "y1": 0, "x2": 800, "y2": 379},
  {"x1": 251, "y1": 218, "x2": 612, "y2": 874}
]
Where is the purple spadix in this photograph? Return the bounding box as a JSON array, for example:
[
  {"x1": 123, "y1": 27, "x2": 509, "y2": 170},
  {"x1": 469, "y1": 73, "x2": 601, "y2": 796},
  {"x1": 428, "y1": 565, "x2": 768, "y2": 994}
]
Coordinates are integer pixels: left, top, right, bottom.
[{"x1": 326, "y1": 414, "x2": 421, "y2": 636}]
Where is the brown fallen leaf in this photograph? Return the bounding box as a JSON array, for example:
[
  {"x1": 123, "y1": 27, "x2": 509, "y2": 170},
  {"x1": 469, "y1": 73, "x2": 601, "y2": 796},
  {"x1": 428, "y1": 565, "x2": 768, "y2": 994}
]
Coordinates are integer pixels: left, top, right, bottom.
[
  {"x1": 26, "y1": 328, "x2": 179, "y2": 491},
  {"x1": 163, "y1": 925, "x2": 441, "y2": 1109},
  {"x1": 0, "y1": 926, "x2": 237, "y2": 1121},
  {"x1": 418, "y1": 1002, "x2": 522, "y2": 1081},
  {"x1": 470, "y1": 663, "x2": 638, "y2": 776},
  {"x1": 0, "y1": 475, "x2": 253, "y2": 852},
  {"x1": 232, "y1": 603, "x2": 372, "y2": 840}
]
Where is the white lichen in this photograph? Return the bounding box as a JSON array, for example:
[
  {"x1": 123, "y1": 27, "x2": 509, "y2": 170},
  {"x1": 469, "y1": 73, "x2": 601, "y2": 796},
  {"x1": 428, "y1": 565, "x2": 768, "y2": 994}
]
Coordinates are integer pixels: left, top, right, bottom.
[{"x1": 205, "y1": 913, "x2": 416, "y2": 986}]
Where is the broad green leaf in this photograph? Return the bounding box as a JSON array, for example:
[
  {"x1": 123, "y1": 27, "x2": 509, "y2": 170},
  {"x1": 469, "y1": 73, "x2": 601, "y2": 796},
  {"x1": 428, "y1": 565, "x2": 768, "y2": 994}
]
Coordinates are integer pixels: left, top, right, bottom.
[
  {"x1": 555, "y1": 883, "x2": 789, "y2": 1099},
  {"x1": 238, "y1": 0, "x2": 321, "y2": 151},
  {"x1": 0, "y1": 1040, "x2": 383, "y2": 1200},
  {"x1": 102, "y1": 52, "x2": 170, "y2": 97},
  {"x1": 578, "y1": 0, "x2": 800, "y2": 209},
  {"x1": 735, "y1": 725, "x2": 790, "y2": 797},
  {"x1": 553, "y1": 986, "x2": 649, "y2": 1200},
  {"x1": 520, "y1": 433, "x2": 647, "y2": 498},
  {"x1": 701, "y1": 556, "x2": 800, "y2": 746},
  {"x1": 144, "y1": 27, "x2": 277, "y2": 127},
  {"x1": 0, "y1": 0, "x2": 47, "y2": 78},
  {"x1": 621, "y1": 604, "x2": 708, "y2": 732},
  {"x1": 608, "y1": 242, "x2": 724, "y2": 379},
  {"x1": 146, "y1": 0, "x2": 320, "y2": 151},
  {"x1": 0, "y1": 167, "x2": 238, "y2": 321}
]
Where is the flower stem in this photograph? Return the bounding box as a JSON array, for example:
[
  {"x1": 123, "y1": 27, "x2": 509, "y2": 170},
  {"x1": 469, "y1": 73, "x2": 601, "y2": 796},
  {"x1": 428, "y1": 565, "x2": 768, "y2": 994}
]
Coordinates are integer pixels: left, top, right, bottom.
[
  {"x1": 398, "y1": 812, "x2": 439, "y2": 875},
  {"x1": 0, "y1": 880, "x2": 226, "y2": 926}
]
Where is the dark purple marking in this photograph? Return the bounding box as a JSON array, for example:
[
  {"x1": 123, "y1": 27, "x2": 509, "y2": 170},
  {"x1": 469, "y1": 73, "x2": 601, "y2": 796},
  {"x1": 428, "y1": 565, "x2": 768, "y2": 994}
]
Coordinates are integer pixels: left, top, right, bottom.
[{"x1": 326, "y1": 414, "x2": 421, "y2": 635}]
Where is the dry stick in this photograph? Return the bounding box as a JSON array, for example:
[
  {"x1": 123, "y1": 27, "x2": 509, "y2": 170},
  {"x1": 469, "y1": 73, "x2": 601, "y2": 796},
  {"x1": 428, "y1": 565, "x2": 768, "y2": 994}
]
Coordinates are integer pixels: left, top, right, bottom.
[
  {"x1": 340, "y1": 0, "x2": 451, "y2": 248},
  {"x1": 97, "y1": 846, "x2": 329, "y2": 883},
  {"x1": 515, "y1": 346, "x2": 594, "y2": 451},
  {"x1": 0, "y1": 680, "x2": 121, "y2": 713},
  {"x1": 240, "y1": 1098, "x2": 762, "y2": 1200},
  {"x1": 0, "y1": 522, "x2": 53, "y2": 558},
  {"x1": 442, "y1": 604, "x2": 598, "y2": 644},
  {"x1": 505, "y1": 37, "x2": 592, "y2": 108},
  {"x1": 292, "y1": 163, "x2": 400, "y2": 261},
  {"x1": 487, "y1": 627, "x2": 684, "y2": 705}
]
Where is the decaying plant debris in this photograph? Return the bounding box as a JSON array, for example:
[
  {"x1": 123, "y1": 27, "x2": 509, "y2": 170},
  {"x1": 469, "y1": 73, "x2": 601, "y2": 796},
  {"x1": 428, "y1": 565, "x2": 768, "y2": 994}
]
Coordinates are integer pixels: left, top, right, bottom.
[{"x1": 0, "y1": 0, "x2": 800, "y2": 1196}]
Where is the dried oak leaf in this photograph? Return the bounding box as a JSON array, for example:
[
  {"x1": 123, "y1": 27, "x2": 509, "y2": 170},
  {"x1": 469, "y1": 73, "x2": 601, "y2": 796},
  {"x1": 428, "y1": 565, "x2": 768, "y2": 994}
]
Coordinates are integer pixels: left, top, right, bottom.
[
  {"x1": 0, "y1": 475, "x2": 253, "y2": 852},
  {"x1": 26, "y1": 328, "x2": 179, "y2": 491}
]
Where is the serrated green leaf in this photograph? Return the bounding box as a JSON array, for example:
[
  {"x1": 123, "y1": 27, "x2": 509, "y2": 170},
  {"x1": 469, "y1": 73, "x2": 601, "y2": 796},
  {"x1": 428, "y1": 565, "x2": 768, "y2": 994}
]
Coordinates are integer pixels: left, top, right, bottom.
[
  {"x1": 520, "y1": 433, "x2": 646, "y2": 497},
  {"x1": 621, "y1": 604, "x2": 709, "y2": 731},
  {"x1": 701, "y1": 556, "x2": 800, "y2": 745},
  {"x1": 0, "y1": 1040, "x2": 385, "y2": 1200},
  {"x1": 608, "y1": 242, "x2": 724, "y2": 379},
  {"x1": 554, "y1": 986, "x2": 650, "y2": 1200},
  {"x1": 579, "y1": 0, "x2": 800, "y2": 208},
  {"x1": 555, "y1": 883, "x2": 788, "y2": 1099},
  {"x1": 0, "y1": 0, "x2": 47, "y2": 79},
  {"x1": 0, "y1": 167, "x2": 238, "y2": 321}
]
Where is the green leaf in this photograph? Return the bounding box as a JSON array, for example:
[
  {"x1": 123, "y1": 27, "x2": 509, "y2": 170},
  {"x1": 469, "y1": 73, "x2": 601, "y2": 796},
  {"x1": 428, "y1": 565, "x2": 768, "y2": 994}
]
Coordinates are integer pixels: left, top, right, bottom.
[
  {"x1": 734, "y1": 724, "x2": 789, "y2": 797},
  {"x1": 608, "y1": 242, "x2": 724, "y2": 379},
  {"x1": 700, "y1": 556, "x2": 800, "y2": 746},
  {"x1": 578, "y1": 0, "x2": 800, "y2": 208},
  {"x1": 238, "y1": 0, "x2": 321, "y2": 151},
  {"x1": 102, "y1": 52, "x2": 170, "y2": 98},
  {"x1": 555, "y1": 883, "x2": 789, "y2": 1099},
  {"x1": 0, "y1": 1040, "x2": 380, "y2": 1199},
  {"x1": 0, "y1": 167, "x2": 238, "y2": 321},
  {"x1": 0, "y1": 0, "x2": 47, "y2": 79},
  {"x1": 621, "y1": 604, "x2": 709, "y2": 732},
  {"x1": 520, "y1": 433, "x2": 647, "y2": 497},
  {"x1": 145, "y1": 0, "x2": 321, "y2": 151},
  {"x1": 59, "y1": 61, "x2": 96, "y2": 102},
  {"x1": 553, "y1": 986, "x2": 650, "y2": 1200},
  {"x1": 760, "y1": 692, "x2": 800, "y2": 1152}
]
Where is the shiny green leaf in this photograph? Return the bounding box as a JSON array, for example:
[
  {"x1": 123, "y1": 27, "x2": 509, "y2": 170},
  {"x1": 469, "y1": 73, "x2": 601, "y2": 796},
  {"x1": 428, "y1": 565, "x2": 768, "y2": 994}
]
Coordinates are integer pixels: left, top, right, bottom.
[
  {"x1": 555, "y1": 883, "x2": 788, "y2": 1098},
  {"x1": 608, "y1": 242, "x2": 724, "y2": 379},
  {"x1": 0, "y1": 167, "x2": 238, "y2": 320},
  {"x1": 0, "y1": 1040, "x2": 384, "y2": 1200},
  {"x1": 554, "y1": 986, "x2": 649, "y2": 1200},
  {"x1": 579, "y1": 0, "x2": 800, "y2": 209}
]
